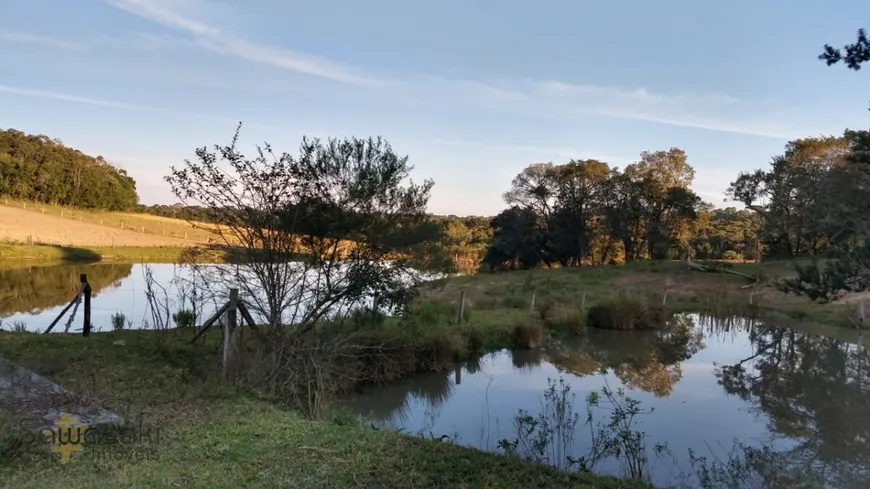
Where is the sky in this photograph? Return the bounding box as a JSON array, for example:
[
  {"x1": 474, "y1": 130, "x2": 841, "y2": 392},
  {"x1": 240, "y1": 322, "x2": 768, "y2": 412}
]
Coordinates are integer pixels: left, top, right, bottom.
[{"x1": 2, "y1": 0, "x2": 869, "y2": 216}]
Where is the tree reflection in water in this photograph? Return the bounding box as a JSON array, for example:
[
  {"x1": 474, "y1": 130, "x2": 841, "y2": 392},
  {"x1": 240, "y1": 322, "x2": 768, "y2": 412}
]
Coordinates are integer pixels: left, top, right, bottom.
[
  {"x1": 0, "y1": 263, "x2": 133, "y2": 317},
  {"x1": 715, "y1": 320, "x2": 870, "y2": 488},
  {"x1": 546, "y1": 314, "x2": 705, "y2": 397}
]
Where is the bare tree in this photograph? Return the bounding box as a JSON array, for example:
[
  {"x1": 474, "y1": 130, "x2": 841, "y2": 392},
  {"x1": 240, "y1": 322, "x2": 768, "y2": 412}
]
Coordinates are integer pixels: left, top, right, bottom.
[{"x1": 165, "y1": 125, "x2": 433, "y2": 332}]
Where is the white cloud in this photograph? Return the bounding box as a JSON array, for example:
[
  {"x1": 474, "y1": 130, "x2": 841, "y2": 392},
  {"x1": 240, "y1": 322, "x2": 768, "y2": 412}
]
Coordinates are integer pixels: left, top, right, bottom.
[
  {"x1": 0, "y1": 85, "x2": 150, "y2": 110},
  {"x1": 101, "y1": 0, "x2": 383, "y2": 86},
  {"x1": 0, "y1": 30, "x2": 83, "y2": 50},
  {"x1": 95, "y1": 1, "x2": 821, "y2": 139},
  {"x1": 432, "y1": 139, "x2": 628, "y2": 163}
]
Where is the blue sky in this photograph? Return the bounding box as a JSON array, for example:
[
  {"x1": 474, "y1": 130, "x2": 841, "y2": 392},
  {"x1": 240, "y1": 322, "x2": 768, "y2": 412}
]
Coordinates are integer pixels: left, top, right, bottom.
[{"x1": 2, "y1": 0, "x2": 869, "y2": 215}]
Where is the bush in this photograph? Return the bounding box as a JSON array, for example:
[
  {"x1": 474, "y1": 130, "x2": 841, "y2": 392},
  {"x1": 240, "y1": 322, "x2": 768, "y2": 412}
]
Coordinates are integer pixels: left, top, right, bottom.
[
  {"x1": 535, "y1": 298, "x2": 555, "y2": 321},
  {"x1": 511, "y1": 322, "x2": 543, "y2": 349},
  {"x1": 547, "y1": 307, "x2": 587, "y2": 335},
  {"x1": 172, "y1": 309, "x2": 197, "y2": 329},
  {"x1": 586, "y1": 295, "x2": 666, "y2": 330},
  {"x1": 110, "y1": 312, "x2": 127, "y2": 331},
  {"x1": 347, "y1": 307, "x2": 386, "y2": 329}
]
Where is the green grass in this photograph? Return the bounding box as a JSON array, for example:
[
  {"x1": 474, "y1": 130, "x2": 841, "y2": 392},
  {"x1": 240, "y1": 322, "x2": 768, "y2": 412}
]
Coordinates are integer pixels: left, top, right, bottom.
[
  {"x1": 0, "y1": 244, "x2": 232, "y2": 264},
  {"x1": 0, "y1": 330, "x2": 649, "y2": 489},
  {"x1": 419, "y1": 260, "x2": 861, "y2": 330}
]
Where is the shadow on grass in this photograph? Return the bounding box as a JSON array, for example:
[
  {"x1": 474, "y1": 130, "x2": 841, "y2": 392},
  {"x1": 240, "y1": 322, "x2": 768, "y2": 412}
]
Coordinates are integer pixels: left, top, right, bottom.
[{"x1": 48, "y1": 245, "x2": 102, "y2": 263}]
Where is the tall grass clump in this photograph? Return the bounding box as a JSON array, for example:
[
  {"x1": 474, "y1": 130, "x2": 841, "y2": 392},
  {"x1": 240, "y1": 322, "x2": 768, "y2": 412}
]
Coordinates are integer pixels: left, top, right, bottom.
[
  {"x1": 586, "y1": 293, "x2": 666, "y2": 330},
  {"x1": 406, "y1": 298, "x2": 468, "y2": 327},
  {"x1": 511, "y1": 320, "x2": 543, "y2": 350},
  {"x1": 547, "y1": 307, "x2": 587, "y2": 335}
]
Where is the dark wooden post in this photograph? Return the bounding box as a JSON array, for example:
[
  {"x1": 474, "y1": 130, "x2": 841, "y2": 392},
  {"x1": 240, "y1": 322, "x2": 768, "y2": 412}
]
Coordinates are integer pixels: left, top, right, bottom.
[
  {"x1": 223, "y1": 288, "x2": 239, "y2": 379},
  {"x1": 81, "y1": 274, "x2": 92, "y2": 337},
  {"x1": 456, "y1": 290, "x2": 466, "y2": 325}
]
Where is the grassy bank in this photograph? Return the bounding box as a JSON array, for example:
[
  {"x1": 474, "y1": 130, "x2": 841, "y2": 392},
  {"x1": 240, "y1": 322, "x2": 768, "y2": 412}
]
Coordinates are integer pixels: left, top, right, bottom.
[
  {"x1": 0, "y1": 244, "x2": 231, "y2": 264},
  {"x1": 419, "y1": 260, "x2": 860, "y2": 330},
  {"x1": 0, "y1": 330, "x2": 648, "y2": 489}
]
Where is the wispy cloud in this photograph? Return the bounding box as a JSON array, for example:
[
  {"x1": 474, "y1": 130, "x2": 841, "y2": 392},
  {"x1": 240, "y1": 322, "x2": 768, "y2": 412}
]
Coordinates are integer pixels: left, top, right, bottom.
[
  {"x1": 101, "y1": 0, "x2": 383, "y2": 86},
  {"x1": 0, "y1": 85, "x2": 150, "y2": 110},
  {"x1": 432, "y1": 138, "x2": 629, "y2": 163},
  {"x1": 0, "y1": 30, "x2": 84, "y2": 50},
  {"x1": 426, "y1": 77, "x2": 813, "y2": 140}
]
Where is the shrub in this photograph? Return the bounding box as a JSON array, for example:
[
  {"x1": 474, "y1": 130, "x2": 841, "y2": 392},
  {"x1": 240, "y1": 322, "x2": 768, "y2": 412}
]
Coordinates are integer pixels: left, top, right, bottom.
[
  {"x1": 547, "y1": 307, "x2": 587, "y2": 335},
  {"x1": 110, "y1": 312, "x2": 127, "y2": 331},
  {"x1": 586, "y1": 295, "x2": 666, "y2": 330},
  {"x1": 535, "y1": 298, "x2": 556, "y2": 321},
  {"x1": 409, "y1": 299, "x2": 455, "y2": 327},
  {"x1": 172, "y1": 309, "x2": 197, "y2": 329},
  {"x1": 511, "y1": 322, "x2": 543, "y2": 349},
  {"x1": 348, "y1": 307, "x2": 386, "y2": 329}
]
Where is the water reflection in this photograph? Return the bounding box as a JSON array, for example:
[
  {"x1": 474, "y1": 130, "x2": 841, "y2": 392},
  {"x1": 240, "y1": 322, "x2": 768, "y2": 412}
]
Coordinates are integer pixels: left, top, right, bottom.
[
  {"x1": 343, "y1": 315, "x2": 870, "y2": 487},
  {"x1": 717, "y1": 323, "x2": 870, "y2": 487},
  {"x1": 0, "y1": 263, "x2": 133, "y2": 316}
]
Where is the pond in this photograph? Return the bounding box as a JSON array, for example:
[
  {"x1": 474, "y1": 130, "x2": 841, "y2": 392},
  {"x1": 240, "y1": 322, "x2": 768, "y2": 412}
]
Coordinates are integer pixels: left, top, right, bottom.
[
  {"x1": 0, "y1": 262, "x2": 433, "y2": 333},
  {"x1": 342, "y1": 315, "x2": 870, "y2": 488},
  {"x1": 0, "y1": 263, "x2": 196, "y2": 333}
]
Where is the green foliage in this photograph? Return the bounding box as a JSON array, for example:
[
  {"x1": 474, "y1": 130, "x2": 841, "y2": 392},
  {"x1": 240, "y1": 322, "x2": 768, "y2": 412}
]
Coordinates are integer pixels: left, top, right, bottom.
[
  {"x1": 502, "y1": 294, "x2": 529, "y2": 309},
  {"x1": 586, "y1": 295, "x2": 666, "y2": 330},
  {"x1": 110, "y1": 312, "x2": 127, "y2": 331},
  {"x1": 547, "y1": 307, "x2": 587, "y2": 335},
  {"x1": 171, "y1": 309, "x2": 197, "y2": 329},
  {"x1": 821, "y1": 28, "x2": 870, "y2": 70},
  {"x1": 485, "y1": 150, "x2": 703, "y2": 270},
  {"x1": 0, "y1": 129, "x2": 138, "y2": 209}
]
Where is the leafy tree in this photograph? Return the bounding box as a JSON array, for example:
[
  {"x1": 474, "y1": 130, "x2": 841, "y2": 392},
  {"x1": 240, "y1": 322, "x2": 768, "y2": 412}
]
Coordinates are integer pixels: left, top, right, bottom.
[
  {"x1": 549, "y1": 160, "x2": 611, "y2": 266},
  {"x1": 728, "y1": 135, "x2": 851, "y2": 258},
  {"x1": 166, "y1": 126, "x2": 433, "y2": 330},
  {"x1": 820, "y1": 28, "x2": 870, "y2": 70},
  {"x1": 483, "y1": 206, "x2": 547, "y2": 270},
  {"x1": 0, "y1": 129, "x2": 138, "y2": 209}
]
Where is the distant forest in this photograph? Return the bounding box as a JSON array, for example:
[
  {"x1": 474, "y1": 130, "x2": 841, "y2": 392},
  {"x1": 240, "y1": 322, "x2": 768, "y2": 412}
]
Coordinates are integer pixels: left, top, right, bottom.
[
  {"x1": 2, "y1": 126, "x2": 867, "y2": 273},
  {"x1": 0, "y1": 129, "x2": 137, "y2": 210}
]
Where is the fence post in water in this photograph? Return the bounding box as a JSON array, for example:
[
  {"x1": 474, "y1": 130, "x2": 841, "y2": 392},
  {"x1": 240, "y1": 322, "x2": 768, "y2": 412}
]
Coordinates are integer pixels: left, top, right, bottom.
[
  {"x1": 223, "y1": 288, "x2": 239, "y2": 379},
  {"x1": 455, "y1": 364, "x2": 462, "y2": 385},
  {"x1": 456, "y1": 290, "x2": 466, "y2": 325},
  {"x1": 529, "y1": 290, "x2": 536, "y2": 313},
  {"x1": 81, "y1": 274, "x2": 92, "y2": 337}
]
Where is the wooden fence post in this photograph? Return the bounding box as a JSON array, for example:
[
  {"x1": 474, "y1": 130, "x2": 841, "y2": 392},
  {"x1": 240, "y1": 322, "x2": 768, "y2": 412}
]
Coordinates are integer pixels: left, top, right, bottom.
[
  {"x1": 81, "y1": 274, "x2": 92, "y2": 337},
  {"x1": 456, "y1": 290, "x2": 466, "y2": 325},
  {"x1": 581, "y1": 291, "x2": 587, "y2": 310},
  {"x1": 455, "y1": 364, "x2": 462, "y2": 385},
  {"x1": 223, "y1": 288, "x2": 239, "y2": 379},
  {"x1": 662, "y1": 289, "x2": 668, "y2": 306},
  {"x1": 749, "y1": 292, "x2": 754, "y2": 305},
  {"x1": 861, "y1": 299, "x2": 865, "y2": 323},
  {"x1": 529, "y1": 290, "x2": 536, "y2": 313}
]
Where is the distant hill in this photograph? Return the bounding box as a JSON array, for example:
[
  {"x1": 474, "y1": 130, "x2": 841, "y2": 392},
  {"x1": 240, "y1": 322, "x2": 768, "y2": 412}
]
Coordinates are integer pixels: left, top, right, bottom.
[{"x1": 0, "y1": 128, "x2": 138, "y2": 210}]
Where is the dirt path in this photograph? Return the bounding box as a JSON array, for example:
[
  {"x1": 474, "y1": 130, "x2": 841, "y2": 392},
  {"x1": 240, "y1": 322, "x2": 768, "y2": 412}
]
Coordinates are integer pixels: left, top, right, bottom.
[{"x1": 0, "y1": 206, "x2": 193, "y2": 247}]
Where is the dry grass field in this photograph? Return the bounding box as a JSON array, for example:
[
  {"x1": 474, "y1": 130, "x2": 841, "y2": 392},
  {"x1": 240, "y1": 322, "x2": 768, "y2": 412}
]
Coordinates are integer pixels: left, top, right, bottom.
[{"x1": 0, "y1": 204, "x2": 209, "y2": 247}]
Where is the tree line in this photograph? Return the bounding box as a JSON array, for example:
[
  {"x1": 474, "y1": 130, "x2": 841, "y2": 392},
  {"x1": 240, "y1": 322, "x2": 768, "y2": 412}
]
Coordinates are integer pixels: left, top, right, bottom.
[{"x1": 0, "y1": 129, "x2": 138, "y2": 210}]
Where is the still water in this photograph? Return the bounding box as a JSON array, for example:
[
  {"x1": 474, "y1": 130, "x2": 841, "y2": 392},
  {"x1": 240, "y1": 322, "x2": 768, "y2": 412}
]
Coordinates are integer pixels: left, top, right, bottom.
[
  {"x1": 343, "y1": 315, "x2": 870, "y2": 488},
  {"x1": 3, "y1": 263, "x2": 870, "y2": 486},
  {"x1": 0, "y1": 263, "x2": 217, "y2": 333}
]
